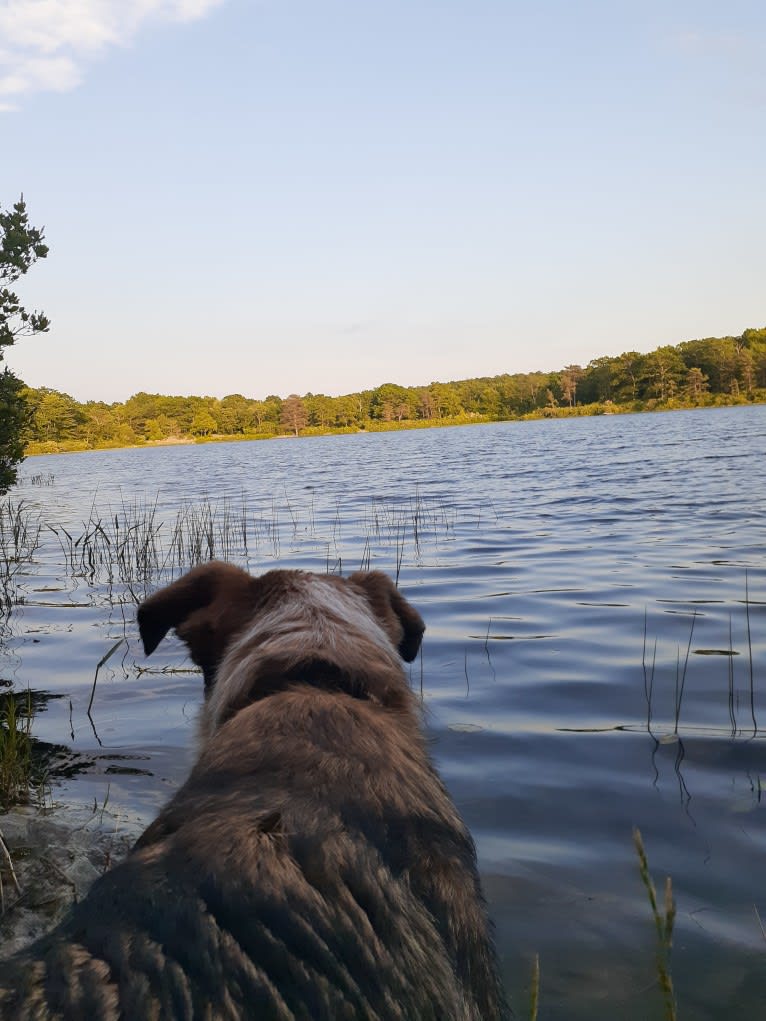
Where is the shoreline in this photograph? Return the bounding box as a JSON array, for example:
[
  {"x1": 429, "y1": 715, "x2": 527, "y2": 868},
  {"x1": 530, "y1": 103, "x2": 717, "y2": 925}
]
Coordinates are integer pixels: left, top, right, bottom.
[
  {"x1": 0, "y1": 801, "x2": 142, "y2": 958},
  {"x1": 22, "y1": 396, "x2": 765, "y2": 460}
]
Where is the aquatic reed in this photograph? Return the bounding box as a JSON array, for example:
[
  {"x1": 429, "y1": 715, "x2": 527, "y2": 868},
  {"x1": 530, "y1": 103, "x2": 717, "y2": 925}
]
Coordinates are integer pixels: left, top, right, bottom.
[
  {"x1": 746, "y1": 570, "x2": 755, "y2": 734},
  {"x1": 87, "y1": 638, "x2": 127, "y2": 717},
  {"x1": 642, "y1": 572, "x2": 762, "y2": 740},
  {"x1": 0, "y1": 500, "x2": 42, "y2": 611},
  {"x1": 673, "y1": 611, "x2": 696, "y2": 735},
  {"x1": 0, "y1": 690, "x2": 34, "y2": 809},
  {"x1": 528, "y1": 954, "x2": 540, "y2": 1021},
  {"x1": 633, "y1": 827, "x2": 677, "y2": 1021},
  {"x1": 23, "y1": 490, "x2": 460, "y2": 593}
]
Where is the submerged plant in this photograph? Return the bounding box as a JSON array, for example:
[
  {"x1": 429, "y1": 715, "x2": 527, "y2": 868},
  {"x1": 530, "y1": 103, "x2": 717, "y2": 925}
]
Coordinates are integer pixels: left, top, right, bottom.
[
  {"x1": 633, "y1": 827, "x2": 677, "y2": 1021},
  {"x1": 528, "y1": 953, "x2": 540, "y2": 1021}
]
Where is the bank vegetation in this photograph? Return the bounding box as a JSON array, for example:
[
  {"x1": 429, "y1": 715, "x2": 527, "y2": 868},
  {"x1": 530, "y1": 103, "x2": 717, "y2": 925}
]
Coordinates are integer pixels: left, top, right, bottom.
[{"x1": 21, "y1": 326, "x2": 766, "y2": 454}]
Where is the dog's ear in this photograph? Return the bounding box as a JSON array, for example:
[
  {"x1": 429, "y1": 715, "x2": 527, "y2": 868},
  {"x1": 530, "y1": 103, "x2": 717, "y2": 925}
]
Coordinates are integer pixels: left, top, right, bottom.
[
  {"x1": 349, "y1": 571, "x2": 425, "y2": 662},
  {"x1": 138, "y1": 562, "x2": 257, "y2": 685},
  {"x1": 138, "y1": 564, "x2": 218, "y2": 656}
]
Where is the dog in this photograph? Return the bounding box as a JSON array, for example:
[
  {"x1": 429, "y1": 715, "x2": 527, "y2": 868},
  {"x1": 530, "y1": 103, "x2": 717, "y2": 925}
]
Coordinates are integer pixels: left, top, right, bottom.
[{"x1": 0, "y1": 563, "x2": 508, "y2": 1020}]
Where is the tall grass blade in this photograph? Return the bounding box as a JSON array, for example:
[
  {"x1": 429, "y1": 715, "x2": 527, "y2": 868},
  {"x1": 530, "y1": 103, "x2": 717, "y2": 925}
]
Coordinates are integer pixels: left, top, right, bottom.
[
  {"x1": 87, "y1": 638, "x2": 128, "y2": 716},
  {"x1": 529, "y1": 954, "x2": 540, "y2": 1021},
  {"x1": 633, "y1": 827, "x2": 677, "y2": 1021}
]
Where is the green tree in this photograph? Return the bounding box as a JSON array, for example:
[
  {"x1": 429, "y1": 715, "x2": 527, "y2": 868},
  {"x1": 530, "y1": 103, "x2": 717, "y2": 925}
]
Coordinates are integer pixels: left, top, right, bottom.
[
  {"x1": 429, "y1": 382, "x2": 463, "y2": 418},
  {"x1": 611, "y1": 351, "x2": 646, "y2": 402},
  {"x1": 260, "y1": 396, "x2": 283, "y2": 430},
  {"x1": 144, "y1": 414, "x2": 179, "y2": 441},
  {"x1": 709, "y1": 338, "x2": 740, "y2": 393},
  {"x1": 520, "y1": 372, "x2": 548, "y2": 412},
  {"x1": 330, "y1": 395, "x2": 359, "y2": 427},
  {"x1": 0, "y1": 372, "x2": 28, "y2": 480},
  {"x1": 82, "y1": 401, "x2": 120, "y2": 444},
  {"x1": 370, "y1": 383, "x2": 412, "y2": 421},
  {"x1": 417, "y1": 388, "x2": 436, "y2": 420},
  {"x1": 305, "y1": 394, "x2": 335, "y2": 428},
  {"x1": 581, "y1": 356, "x2": 616, "y2": 403},
  {"x1": 121, "y1": 392, "x2": 155, "y2": 434},
  {"x1": 685, "y1": 366, "x2": 709, "y2": 403},
  {"x1": 249, "y1": 399, "x2": 271, "y2": 430},
  {"x1": 1, "y1": 196, "x2": 49, "y2": 491},
  {"x1": 30, "y1": 389, "x2": 84, "y2": 441},
  {"x1": 737, "y1": 347, "x2": 756, "y2": 394},
  {"x1": 218, "y1": 394, "x2": 252, "y2": 434},
  {"x1": 477, "y1": 385, "x2": 502, "y2": 417},
  {"x1": 646, "y1": 346, "x2": 685, "y2": 402},
  {"x1": 190, "y1": 408, "x2": 218, "y2": 436}
]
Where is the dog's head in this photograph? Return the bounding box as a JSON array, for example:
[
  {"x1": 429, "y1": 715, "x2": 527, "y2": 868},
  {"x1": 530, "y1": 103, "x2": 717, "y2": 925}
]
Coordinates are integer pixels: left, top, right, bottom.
[{"x1": 137, "y1": 562, "x2": 425, "y2": 712}]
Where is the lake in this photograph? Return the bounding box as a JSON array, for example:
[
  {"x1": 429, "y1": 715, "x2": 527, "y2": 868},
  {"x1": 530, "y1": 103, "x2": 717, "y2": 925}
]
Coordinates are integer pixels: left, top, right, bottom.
[{"x1": 3, "y1": 404, "x2": 765, "y2": 1019}]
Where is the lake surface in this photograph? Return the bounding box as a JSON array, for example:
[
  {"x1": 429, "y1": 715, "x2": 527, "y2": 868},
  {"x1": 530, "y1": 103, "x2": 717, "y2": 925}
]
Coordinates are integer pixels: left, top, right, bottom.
[{"x1": 3, "y1": 405, "x2": 766, "y2": 1019}]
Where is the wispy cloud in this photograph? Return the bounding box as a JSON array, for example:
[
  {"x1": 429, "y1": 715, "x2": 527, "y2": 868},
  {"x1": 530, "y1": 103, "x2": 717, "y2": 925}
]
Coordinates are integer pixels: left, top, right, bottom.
[{"x1": 0, "y1": 0, "x2": 227, "y2": 111}]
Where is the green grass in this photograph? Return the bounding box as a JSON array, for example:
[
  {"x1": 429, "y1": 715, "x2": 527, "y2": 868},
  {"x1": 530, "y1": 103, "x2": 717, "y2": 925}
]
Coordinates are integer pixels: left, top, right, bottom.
[
  {"x1": 0, "y1": 690, "x2": 36, "y2": 810},
  {"x1": 634, "y1": 827, "x2": 677, "y2": 1021}
]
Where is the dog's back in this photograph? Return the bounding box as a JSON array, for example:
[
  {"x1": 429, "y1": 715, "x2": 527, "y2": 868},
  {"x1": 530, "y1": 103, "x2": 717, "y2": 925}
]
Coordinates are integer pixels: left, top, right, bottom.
[{"x1": 0, "y1": 565, "x2": 508, "y2": 1020}]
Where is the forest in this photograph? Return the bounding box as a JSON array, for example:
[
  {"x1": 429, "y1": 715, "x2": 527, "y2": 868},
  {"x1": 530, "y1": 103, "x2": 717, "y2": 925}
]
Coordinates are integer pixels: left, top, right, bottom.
[{"x1": 21, "y1": 326, "x2": 766, "y2": 454}]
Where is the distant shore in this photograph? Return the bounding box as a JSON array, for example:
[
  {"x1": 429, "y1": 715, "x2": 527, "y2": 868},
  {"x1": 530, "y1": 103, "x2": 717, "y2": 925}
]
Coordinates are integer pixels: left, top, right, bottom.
[{"x1": 22, "y1": 395, "x2": 766, "y2": 459}]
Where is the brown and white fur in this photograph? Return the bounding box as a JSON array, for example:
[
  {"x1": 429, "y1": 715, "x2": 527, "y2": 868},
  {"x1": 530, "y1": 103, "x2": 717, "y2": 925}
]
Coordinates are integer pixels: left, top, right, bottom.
[{"x1": 0, "y1": 563, "x2": 508, "y2": 1020}]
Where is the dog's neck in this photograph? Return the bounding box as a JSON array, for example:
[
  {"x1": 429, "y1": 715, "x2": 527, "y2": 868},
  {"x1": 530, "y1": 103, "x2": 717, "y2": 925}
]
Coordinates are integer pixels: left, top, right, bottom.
[
  {"x1": 242, "y1": 652, "x2": 407, "y2": 705},
  {"x1": 200, "y1": 650, "x2": 415, "y2": 741},
  {"x1": 199, "y1": 574, "x2": 417, "y2": 741}
]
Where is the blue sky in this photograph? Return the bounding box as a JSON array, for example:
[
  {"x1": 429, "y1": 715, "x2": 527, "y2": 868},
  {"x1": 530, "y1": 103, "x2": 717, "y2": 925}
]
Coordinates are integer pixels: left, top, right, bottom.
[{"x1": 2, "y1": 0, "x2": 765, "y2": 403}]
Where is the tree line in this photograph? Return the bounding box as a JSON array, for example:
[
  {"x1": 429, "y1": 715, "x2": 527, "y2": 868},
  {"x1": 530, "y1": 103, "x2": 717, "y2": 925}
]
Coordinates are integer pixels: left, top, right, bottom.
[
  {"x1": 3, "y1": 195, "x2": 765, "y2": 469},
  {"x1": 21, "y1": 326, "x2": 766, "y2": 454}
]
